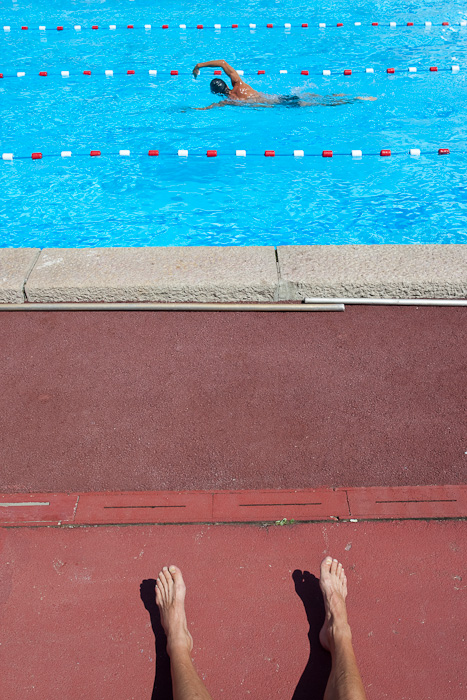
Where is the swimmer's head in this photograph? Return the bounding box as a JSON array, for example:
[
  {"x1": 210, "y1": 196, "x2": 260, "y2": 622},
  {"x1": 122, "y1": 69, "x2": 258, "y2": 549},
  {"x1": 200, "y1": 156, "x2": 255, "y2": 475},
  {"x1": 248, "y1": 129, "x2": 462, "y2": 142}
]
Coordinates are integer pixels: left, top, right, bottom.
[{"x1": 210, "y1": 78, "x2": 229, "y2": 95}]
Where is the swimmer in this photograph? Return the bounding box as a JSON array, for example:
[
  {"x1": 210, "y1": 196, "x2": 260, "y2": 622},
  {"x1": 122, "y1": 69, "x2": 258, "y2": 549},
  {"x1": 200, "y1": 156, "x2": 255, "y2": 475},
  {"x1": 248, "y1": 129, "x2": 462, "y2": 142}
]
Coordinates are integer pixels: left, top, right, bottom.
[
  {"x1": 192, "y1": 60, "x2": 376, "y2": 109},
  {"x1": 155, "y1": 558, "x2": 367, "y2": 700}
]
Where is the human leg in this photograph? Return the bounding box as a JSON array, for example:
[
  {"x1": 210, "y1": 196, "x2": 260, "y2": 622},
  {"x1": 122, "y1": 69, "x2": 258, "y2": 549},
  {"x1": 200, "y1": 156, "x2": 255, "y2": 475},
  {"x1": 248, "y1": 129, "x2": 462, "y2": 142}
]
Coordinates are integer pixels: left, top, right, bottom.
[
  {"x1": 319, "y1": 557, "x2": 367, "y2": 700},
  {"x1": 156, "y1": 565, "x2": 214, "y2": 700}
]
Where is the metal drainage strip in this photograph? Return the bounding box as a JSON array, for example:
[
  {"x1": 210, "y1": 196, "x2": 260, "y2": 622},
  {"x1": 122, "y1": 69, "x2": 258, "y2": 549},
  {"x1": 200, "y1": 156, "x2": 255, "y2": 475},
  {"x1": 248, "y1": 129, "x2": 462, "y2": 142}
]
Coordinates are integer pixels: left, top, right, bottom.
[{"x1": 0, "y1": 303, "x2": 344, "y2": 312}]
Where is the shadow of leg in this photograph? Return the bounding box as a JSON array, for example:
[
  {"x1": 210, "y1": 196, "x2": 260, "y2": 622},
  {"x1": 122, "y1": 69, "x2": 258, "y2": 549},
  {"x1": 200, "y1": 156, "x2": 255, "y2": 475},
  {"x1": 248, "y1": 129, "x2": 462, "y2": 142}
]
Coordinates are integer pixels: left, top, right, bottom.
[
  {"x1": 140, "y1": 578, "x2": 173, "y2": 700},
  {"x1": 291, "y1": 570, "x2": 331, "y2": 700}
]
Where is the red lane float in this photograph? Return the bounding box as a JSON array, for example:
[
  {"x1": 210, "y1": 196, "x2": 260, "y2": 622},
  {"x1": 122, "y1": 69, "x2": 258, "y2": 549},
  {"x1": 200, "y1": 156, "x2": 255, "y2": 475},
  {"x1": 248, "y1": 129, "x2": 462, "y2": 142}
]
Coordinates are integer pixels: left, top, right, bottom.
[
  {"x1": 0, "y1": 148, "x2": 455, "y2": 161},
  {"x1": 2, "y1": 65, "x2": 460, "y2": 79},
  {"x1": 3, "y1": 20, "x2": 466, "y2": 33}
]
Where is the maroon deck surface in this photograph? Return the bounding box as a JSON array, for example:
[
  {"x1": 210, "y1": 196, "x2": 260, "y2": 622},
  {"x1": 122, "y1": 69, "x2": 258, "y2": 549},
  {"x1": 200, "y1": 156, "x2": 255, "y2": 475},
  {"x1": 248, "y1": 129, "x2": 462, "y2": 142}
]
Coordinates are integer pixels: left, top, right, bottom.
[
  {"x1": 1, "y1": 307, "x2": 466, "y2": 493},
  {"x1": 1, "y1": 520, "x2": 465, "y2": 700}
]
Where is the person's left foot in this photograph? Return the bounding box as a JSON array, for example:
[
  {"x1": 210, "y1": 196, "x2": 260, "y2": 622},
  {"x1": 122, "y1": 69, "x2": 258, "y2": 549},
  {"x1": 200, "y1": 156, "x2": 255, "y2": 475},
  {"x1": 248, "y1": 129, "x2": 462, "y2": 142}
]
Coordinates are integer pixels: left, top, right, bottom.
[{"x1": 156, "y1": 565, "x2": 193, "y2": 657}]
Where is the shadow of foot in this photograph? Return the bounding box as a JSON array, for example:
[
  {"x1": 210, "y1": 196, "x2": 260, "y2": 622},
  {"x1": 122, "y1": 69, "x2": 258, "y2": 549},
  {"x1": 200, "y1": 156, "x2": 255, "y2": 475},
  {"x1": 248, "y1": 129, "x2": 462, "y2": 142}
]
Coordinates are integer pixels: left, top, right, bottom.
[
  {"x1": 291, "y1": 570, "x2": 331, "y2": 700},
  {"x1": 140, "y1": 578, "x2": 173, "y2": 700}
]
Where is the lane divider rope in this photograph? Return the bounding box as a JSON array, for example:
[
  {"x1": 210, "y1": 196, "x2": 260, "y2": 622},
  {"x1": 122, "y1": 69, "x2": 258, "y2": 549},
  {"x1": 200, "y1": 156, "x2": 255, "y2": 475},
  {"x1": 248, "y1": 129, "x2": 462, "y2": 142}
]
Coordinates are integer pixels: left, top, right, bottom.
[
  {"x1": 2, "y1": 21, "x2": 466, "y2": 32},
  {"x1": 1, "y1": 148, "x2": 453, "y2": 160},
  {"x1": 0, "y1": 66, "x2": 461, "y2": 79}
]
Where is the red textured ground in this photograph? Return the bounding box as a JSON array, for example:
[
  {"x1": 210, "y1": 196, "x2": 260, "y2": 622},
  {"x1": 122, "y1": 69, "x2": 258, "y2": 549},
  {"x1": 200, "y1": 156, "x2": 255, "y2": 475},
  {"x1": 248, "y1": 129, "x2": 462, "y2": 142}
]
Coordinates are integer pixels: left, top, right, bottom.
[
  {"x1": 1, "y1": 307, "x2": 466, "y2": 493},
  {"x1": 0, "y1": 521, "x2": 465, "y2": 700},
  {"x1": 1, "y1": 485, "x2": 466, "y2": 526}
]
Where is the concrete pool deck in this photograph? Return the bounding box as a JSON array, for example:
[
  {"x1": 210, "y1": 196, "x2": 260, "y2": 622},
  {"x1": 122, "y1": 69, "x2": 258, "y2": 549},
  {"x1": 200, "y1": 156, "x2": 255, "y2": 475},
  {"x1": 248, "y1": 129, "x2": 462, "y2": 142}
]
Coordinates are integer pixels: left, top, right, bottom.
[{"x1": 1, "y1": 244, "x2": 467, "y2": 303}]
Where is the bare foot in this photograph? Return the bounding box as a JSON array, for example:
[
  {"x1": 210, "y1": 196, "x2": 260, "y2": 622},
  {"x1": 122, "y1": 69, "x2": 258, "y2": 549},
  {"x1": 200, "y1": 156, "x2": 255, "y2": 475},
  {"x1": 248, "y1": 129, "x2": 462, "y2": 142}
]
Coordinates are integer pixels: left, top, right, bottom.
[
  {"x1": 156, "y1": 565, "x2": 193, "y2": 657},
  {"x1": 319, "y1": 557, "x2": 351, "y2": 653},
  {"x1": 356, "y1": 96, "x2": 377, "y2": 101}
]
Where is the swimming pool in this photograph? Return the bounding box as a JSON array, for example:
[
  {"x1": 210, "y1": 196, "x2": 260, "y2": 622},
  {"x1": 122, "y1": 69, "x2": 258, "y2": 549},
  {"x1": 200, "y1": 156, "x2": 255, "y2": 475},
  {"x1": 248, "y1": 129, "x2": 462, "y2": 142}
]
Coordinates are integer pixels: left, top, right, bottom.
[{"x1": 1, "y1": 0, "x2": 467, "y2": 247}]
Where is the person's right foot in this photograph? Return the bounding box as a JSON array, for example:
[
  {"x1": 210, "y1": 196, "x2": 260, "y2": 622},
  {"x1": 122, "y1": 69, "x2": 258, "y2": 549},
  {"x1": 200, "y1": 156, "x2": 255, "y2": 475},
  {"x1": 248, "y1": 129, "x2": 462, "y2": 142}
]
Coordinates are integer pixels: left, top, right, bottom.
[
  {"x1": 319, "y1": 557, "x2": 351, "y2": 653},
  {"x1": 156, "y1": 565, "x2": 193, "y2": 657}
]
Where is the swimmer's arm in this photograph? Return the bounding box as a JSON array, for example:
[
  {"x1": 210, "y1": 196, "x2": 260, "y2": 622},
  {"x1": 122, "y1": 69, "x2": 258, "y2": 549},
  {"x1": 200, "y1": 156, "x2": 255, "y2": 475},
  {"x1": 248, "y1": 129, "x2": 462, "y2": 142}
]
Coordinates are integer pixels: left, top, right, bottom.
[
  {"x1": 193, "y1": 101, "x2": 230, "y2": 110},
  {"x1": 193, "y1": 60, "x2": 241, "y2": 85}
]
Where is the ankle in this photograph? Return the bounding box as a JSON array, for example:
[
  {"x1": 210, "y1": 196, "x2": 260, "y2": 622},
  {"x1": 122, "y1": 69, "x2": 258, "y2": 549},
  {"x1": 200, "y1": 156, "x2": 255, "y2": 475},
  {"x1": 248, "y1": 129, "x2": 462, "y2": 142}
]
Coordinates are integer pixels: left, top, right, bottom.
[
  {"x1": 329, "y1": 621, "x2": 352, "y2": 645},
  {"x1": 167, "y1": 637, "x2": 192, "y2": 659}
]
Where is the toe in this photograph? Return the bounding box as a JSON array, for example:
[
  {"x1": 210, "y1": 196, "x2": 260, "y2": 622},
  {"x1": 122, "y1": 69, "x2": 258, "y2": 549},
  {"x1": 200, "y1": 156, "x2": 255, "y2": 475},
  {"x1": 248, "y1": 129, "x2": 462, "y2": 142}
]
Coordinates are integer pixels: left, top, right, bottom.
[
  {"x1": 158, "y1": 571, "x2": 168, "y2": 595},
  {"x1": 331, "y1": 558, "x2": 338, "y2": 575},
  {"x1": 169, "y1": 565, "x2": 185, "y2": 589},
  {"x1": 320, "y1": 556, "x2": 333, "y2": 575},
  {"x1": 163, "y1": 567, "x2": 174, "y2": 595},
  {"x1": 170, "y1": 566, "x2": 187, "y2": 601},
  {"x1": 156, "y1": 580, "x2": 164, "y2": 603}
]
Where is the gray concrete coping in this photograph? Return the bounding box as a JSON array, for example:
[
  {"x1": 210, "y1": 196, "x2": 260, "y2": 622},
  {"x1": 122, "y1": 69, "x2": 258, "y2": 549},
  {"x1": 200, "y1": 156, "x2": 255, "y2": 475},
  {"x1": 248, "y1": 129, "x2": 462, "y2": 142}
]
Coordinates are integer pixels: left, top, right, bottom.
[
  {"x1": 1, "y1": 244, "x2": 466, "y2": 304},
  {"x1": 0, "y1": 248, "x2": 40, "y2": 303},
  {"x1": 277, "y1": 244, "x2": 467, "y2": 300},
  {"x1": 24, "y1": 246, "x2": 279, "y2": 303}
]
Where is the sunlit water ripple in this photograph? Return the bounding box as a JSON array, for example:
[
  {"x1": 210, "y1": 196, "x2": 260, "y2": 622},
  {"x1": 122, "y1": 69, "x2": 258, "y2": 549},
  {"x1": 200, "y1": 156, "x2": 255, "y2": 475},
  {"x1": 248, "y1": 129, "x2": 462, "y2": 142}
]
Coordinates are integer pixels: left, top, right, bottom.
[{"x1": 1, "y1": 0, "x2": 467, "y2": 246}]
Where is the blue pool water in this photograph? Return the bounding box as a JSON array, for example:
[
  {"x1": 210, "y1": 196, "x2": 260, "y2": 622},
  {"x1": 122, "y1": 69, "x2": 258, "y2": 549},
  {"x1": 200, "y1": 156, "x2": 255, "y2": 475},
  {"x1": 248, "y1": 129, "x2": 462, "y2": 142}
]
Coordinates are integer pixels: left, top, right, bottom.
[{"x1": 1, "y1": 0, "x2": 467, "y2": 247}]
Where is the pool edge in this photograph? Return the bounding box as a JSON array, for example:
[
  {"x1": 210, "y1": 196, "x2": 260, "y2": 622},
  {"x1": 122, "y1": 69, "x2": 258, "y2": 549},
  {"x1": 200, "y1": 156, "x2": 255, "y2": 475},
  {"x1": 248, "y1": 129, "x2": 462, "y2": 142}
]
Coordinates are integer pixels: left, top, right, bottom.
[{"x1": 1, "y1": 244, "x2": 466, "y2": 303}]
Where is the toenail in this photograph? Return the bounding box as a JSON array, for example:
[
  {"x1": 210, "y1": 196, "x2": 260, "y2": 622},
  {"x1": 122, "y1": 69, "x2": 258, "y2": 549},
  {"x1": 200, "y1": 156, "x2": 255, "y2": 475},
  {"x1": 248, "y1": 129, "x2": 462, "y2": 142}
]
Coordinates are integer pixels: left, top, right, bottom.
[{"x1": 169, "y1": 566, "x2": 176, "y2": 572}]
